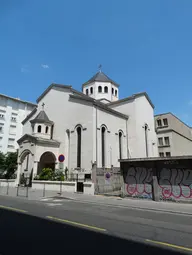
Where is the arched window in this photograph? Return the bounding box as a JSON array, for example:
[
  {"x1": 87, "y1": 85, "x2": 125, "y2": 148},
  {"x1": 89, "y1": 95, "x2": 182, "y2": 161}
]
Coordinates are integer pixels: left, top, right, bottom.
[
  {"x1": 90, "y1": 87, "x2": 93, "y2": 94},
  {"x1": 37, "y1": 125, "x2": 41, "y2": 133},
  {"x1": 144, "y1": 124, "x2": 148, "y2": 157},
  {"x1": 98, "y1": 86, "x2": 102, "y2": 93},
  {"x1": 86, "y1": 89, "x2": 88, "y2": 95},
  {"x1": 101, "y1": 126, "x2": 106, "y2": 167},
  {"x1": 119, "y1": 132, "x2": 123, "y2": 159},
  {"x1": 112, "y1": 88, "x2": 114, "y2": 94},
  {"x1": 104, "y1": 86, "x2": 108, "y2": 93},
  {"x1": 115, "y1": 90, "x2": 117, "y2": 96},
  {"x1": 45, "y1": 126, "x2": 49, "y2": 134},
  {"x1": 77, "y1": 126, "x2": 82, "y2": 168}
]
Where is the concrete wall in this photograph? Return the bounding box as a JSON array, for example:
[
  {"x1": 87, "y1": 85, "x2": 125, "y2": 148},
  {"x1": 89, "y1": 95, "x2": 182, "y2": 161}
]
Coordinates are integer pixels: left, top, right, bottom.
[
  {"x1": 121, "y1": 158, "x2": 192, "y2": 202},
  {"x1": 110, "y1": 95, "x2": 158, "y2": 158},
  {"x1": 32, "y1": 180, "x2": 94, "y2": 195},
  {"x1": 0, "y1": 179, "x2": 16, "y2": 187}
]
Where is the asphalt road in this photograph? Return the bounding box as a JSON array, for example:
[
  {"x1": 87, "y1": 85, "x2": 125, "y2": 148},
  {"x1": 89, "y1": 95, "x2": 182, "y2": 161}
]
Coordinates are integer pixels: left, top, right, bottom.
[{"x1": 0, "y1": 195, "x2": 191, "y2": 255}]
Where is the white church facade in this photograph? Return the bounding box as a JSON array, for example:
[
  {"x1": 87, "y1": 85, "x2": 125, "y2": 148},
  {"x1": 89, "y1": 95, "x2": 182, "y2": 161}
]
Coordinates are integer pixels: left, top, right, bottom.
[{"x1": 16, "y1": 70, "x2": 158, "y2": 191}]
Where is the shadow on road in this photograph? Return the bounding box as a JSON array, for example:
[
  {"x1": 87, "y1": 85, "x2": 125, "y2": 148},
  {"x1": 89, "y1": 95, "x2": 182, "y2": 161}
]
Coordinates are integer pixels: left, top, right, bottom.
[{"x1": 0, "y1": 208, "x2": 184, "y2": 255}]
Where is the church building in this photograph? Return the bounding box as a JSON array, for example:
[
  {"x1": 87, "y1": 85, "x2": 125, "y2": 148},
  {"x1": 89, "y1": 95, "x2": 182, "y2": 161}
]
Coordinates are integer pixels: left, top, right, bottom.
[{"x1": 16, "y1": 70, "x2": 158, "y2": 186}]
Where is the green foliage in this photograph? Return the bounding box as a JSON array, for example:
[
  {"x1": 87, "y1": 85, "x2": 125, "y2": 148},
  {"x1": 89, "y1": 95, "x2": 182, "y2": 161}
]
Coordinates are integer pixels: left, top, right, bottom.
[
  {"x1": 34, "y1": 168, "x2": 64, "y2": 181},
  {"x1": 0, "y1": 152, "x2": 17, "y2": 179}
]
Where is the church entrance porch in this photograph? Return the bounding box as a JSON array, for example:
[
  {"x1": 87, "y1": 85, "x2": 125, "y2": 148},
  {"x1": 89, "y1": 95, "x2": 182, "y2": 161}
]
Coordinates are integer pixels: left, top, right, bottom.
[{"x1": 37, "y1": 151, "x2": 56, "y2": 175}]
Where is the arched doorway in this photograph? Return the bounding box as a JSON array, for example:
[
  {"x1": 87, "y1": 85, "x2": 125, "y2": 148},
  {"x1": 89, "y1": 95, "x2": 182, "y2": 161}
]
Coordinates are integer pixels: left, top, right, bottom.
[
  {"x1": 19, "y1": 150, "x2": 33, "y2": 186},
  {"x1": 38, "y1": 152, "x2": 56, "y2": 174}
]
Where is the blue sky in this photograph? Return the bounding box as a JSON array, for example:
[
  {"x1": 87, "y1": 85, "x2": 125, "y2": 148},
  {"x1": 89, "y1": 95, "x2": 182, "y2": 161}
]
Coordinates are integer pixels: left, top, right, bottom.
[{"x1": 1, "y1": 0, "x2": 192, "y2": 124}]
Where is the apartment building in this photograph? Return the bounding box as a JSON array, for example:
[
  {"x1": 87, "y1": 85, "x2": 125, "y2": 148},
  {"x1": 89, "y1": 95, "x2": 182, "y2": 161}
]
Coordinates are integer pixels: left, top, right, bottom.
[
  {"x1": 155, "y1": 113, "x2": 192, "y2": 157},
  {"x1": 0, "y1": 93, "x2": 36, "y2": 154}
]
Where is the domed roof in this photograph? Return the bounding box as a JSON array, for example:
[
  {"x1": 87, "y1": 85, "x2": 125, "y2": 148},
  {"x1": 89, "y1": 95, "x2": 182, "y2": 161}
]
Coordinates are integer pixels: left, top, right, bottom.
[{"x1": 82, "y1": 71, "x2": 119, "y2": 88}]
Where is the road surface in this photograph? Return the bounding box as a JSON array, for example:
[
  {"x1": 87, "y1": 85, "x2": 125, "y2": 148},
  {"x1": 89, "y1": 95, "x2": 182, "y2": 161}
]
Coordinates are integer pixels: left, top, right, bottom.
[{"x1": 0, "y1": 195, "x2": 191, "y2": 254}]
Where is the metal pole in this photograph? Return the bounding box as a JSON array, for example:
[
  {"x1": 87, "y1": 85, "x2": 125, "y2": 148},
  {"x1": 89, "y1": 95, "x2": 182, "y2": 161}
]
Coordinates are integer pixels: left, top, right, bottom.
[
  {"x1": 43, "y1": 183, "x2": 45, "y2": 197},
  {"x1": 26, "y1": 182, "x2": 29, "y2": 198},
  {"x1": 6, "y1": 179, "x2": 9, "y2": 195},
  {"x1": 60, "y1": 179, "x2": 62, "y2": 195},
  {"x1": 17, "y1": 185, "x2": 19, "y2": 196}
]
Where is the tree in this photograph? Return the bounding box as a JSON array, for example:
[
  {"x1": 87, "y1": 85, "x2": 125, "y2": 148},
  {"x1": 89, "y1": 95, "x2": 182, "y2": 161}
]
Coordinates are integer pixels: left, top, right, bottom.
[
  {"x1": 0, "y1": 152, "x2": 6, "y2": 177},
  {"x1": 4, "y1": 152, "x2": 18, "y2": 179}
]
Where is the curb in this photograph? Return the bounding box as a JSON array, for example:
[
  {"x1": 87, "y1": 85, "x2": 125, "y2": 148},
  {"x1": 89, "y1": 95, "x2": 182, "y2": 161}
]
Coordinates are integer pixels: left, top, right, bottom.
[{"x1": 70, "y1": 198, "x2": 192, "y2": 216}]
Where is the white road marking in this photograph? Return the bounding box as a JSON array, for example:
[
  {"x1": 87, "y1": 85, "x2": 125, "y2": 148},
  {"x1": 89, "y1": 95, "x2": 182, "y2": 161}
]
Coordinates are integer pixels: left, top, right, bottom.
[{"x1": 46, "y1": 203, "x2": 62, "y2": 207}]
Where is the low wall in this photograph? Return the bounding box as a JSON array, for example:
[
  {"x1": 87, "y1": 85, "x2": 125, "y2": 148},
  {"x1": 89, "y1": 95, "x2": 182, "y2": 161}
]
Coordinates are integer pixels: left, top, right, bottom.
[
  {"x1": 0, "y1": 179, "x2": 16, "y2": 187},
  {"x1": 32, "y1": 180, "x2": 76, "y2": 193},
  {"x1": 121, "y1": 157, "x2": 192, "y2": 203},
  {"x1": 32, "y1": 180, "x2": 95, "y2": 195}
]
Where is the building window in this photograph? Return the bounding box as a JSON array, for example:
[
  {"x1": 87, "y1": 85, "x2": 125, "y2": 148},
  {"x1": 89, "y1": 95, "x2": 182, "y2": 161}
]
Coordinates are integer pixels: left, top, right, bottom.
[
  {"x1": 164, "y1": 137, "x2": 170, "y2": 146},
  {"x1": 104, "y1": 86, "x2": 108, "y2": 93},
  {"x1": 98, "y1": 86, "x2": 102, "y2": 93},
  {"x1": 119, "y1": 131, "x2": 123, "y2": 159},
  {"x1": 115, "y1": 90, "x2": 117, "y2": 96},
  {"x1": 157, "y1": 119, "x2": 162, "y2": 127},
  {"x1": 0, "y1": 126, "x2": 2, "y2": 133},
  {"x1": 166, "y1": 152, "x2": 171, "y2": 157},
  {"x1": 45, "y1": 126, "x2": 49, "y2": 134},
  {"x1": 90, "y1": 87, "x2": 93, "y2": 94},
  {"x1": 112, "y1": 88, "x2": 114, "y2": 95},
  {"x1": 0, "y1": 114, "x2": 4, "y2": 119},
  {"x1": 37, "y1": 125, "x2": 41, "y2": 133},
  {"x1": 86, "y1": 89, "x2": 88, "y2": 95},
  {"x1": 11, "y1": 117, "x2": 17, "y2": 122},
  {"x1": 101, "y1": 126, "x2": 106, "y2": 167},
  {"x1": 77, "y1": 126, "x2": 81, "y2": 168},
  {"x1": 158, "y1": 137, "x2": 163, "y2": 146},
  {"x1": 159, "y1": 152, "x2": 164, "y2": 157},
  {"x1": 163, "y1": 118, "x2": 168, "y2": 126}
]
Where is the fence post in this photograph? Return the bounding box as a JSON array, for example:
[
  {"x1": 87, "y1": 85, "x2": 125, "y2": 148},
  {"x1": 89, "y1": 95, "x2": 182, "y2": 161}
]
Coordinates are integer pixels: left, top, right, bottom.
[
  {"x1": 26, "y1": 185, "x2": 29, "y2": 198},
  {"x1": 60, "y1": 180, "x2": 62, "y2": 195},
  {"x1": 17, "y1": 185, "x2": 19, "y2": 196},
  {"x1": 43, "y1": 183, "x2": 45, "y2": 197},
  {"x1": 6, "y1": 179, "x2": 9, "y2": 195}
]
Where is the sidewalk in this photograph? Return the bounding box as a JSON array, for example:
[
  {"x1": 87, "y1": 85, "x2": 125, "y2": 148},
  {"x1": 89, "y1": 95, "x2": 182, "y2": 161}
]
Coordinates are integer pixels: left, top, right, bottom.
[{"x1": 0, "y1": 186, "x2": 191, "y2": 216}]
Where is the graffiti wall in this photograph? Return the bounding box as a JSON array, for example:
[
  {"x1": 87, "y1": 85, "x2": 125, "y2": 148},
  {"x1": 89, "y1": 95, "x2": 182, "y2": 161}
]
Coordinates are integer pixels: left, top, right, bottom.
[
  {"x1": 124, "y1": 167, "x2": 153, "y2": 199},
  {"x1": 158, "y1": 168, "x2": 192, "y2": 201},
  {"x1": 122, "y1": 161, "x2": 192, "y2": 202}
]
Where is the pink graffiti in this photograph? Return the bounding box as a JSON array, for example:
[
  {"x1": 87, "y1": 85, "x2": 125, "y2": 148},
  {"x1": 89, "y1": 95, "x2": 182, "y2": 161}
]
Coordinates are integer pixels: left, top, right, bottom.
[
  {"x1": 125, "y1": 167, "x2": 153, "y2": 198},
  {"x1": 159, "y1": 168, "x2": 192, "y2": 199}
]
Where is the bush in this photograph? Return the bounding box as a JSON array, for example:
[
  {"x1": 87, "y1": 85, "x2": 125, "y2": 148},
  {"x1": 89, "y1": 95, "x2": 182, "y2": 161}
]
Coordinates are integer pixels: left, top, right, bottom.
[{"x1": 34, "y1": 168, "x2": 64, "y2": 181}]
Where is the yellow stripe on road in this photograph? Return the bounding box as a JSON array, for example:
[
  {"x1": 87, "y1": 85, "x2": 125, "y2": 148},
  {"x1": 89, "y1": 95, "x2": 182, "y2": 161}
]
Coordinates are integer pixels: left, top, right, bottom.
[
  {"x1": 0, "y1": 205, "x2": 27, "y2": 213},
  {"x1": 146, "y1": 239, "x2": 192, "y2": 252},
  {"x1": 47, "y1": 216, "x2": 107, "y2": 232}
]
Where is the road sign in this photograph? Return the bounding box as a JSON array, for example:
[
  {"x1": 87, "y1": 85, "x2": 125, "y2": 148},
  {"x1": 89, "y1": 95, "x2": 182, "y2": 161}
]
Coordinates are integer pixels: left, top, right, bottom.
[{"x1": 58, "y1": 154, "x2": 65, "y2": 162}]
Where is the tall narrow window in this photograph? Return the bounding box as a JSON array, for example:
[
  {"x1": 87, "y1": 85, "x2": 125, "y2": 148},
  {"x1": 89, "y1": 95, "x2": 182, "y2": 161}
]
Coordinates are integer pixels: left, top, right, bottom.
[
  {"x1": 101, "y1": 126, "x2": 106, "y2": 167},
  {"x1": 45, "y1": 126, "x2": 49, "y2": 134},
  {"x1": 119, "y1": 132, "x2": 123, "y2": 159},
  {"x1": 86, "y1": 89, "x2": 88, "y2": 95},
  {"x1": 90, "y1": 87, "x2": 93, "y2": 94},
  {"x1": 77, "y1": 126, "x2": 81, "y2": 168},
  {"x1": 144, "y1": 124, "x2": 148, "y2": 157},
  {"x1": 104, "y1": 86, "x2": 108, "y2": 93},
  {"x1": 37, "y1": 125, "x2": 41, "y2": 133},
  {"x1": 112, "y1": 88, "x2": 114, "y2": 94},
  {"x1": 98, "y1": 86, "x2": 102, "y2": 93},
  {"x1": 115, "y1": 90, "x2": 117, "y2": 96}
]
